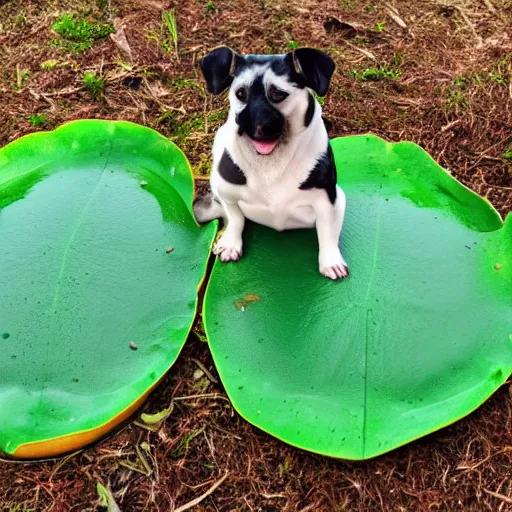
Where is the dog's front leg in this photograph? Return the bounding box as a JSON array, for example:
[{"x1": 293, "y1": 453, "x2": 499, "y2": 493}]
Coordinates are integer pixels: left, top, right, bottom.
[
  {"x1": 314, "y1": 188, "x2": 349, "y2": 280},
  {"x1": 213, "y1": 201, "x2": 245, "y2": 262}
]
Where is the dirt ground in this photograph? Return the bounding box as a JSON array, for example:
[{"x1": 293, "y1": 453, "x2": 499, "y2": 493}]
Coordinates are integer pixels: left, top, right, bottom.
[{"x1": 1, "y1": 0, "x2": 512, "y2": 510}]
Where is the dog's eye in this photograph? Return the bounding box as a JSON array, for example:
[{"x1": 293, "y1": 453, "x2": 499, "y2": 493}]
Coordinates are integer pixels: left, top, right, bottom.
[
  {"x1": 235, "y1": 87, "x2": 248, "y2": 102},
  {"x1": 268, "y1": 85, "x2": 289, "y2": 103}
]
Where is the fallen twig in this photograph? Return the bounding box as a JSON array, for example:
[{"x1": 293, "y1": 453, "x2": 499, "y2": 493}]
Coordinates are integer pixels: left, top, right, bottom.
[
  {"x1": 482, "y1": 0, "x2": 497, "y2": 14},
  {"x1": 441, "y1": 119, "x2": 461, "y2": 132},
  {"x1": 483, "y1": 489, "x2": 512, "y2": 504},
  {"x1": 173, "y1": 393, "x2": 229, "y2": 402},
  {"x1": 174, "y1": 472, "x2": 229, "y2": 512},
  {"x1": 342, "y1": 40, "x2": 376, "y2": 61},
  {"x1": 385, "y1": 4, "x2": 407, "y2": 29},
  {"x1": 453, "y1": 5, "x2": 483, "y2": 46},
  {"x1": 190, "y1": 357, "x2": 219, "y2": 383}
]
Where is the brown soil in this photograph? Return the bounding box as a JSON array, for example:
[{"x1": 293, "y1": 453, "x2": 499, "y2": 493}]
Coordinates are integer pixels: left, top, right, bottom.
[{"x1": 1, "y1": 0, "x2": 511, "y2": 510}]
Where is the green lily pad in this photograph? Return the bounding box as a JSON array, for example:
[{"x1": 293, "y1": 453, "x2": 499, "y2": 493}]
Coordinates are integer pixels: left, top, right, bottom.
[
  {"x1": 0, "y1": 120, "x2": 216, "y2": 458},
  {"x1": 204, "y1": 134, "x2": 512, "y2": 460}
]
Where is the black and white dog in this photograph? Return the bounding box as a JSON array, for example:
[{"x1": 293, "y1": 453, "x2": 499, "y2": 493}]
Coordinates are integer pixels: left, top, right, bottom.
[{"x1": 193, "y1": 47, "x2": 349, "y2": 280}]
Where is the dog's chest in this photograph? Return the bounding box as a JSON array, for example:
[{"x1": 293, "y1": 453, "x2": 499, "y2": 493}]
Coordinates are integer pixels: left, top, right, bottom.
[{"x1": 238, "y1": 179, "x2": 316, "y2": 231}]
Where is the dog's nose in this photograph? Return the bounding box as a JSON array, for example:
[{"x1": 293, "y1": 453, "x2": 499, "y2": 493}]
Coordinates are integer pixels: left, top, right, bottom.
[{"x1": 255, "y1": 123, "x2": 280, "y2": 140}]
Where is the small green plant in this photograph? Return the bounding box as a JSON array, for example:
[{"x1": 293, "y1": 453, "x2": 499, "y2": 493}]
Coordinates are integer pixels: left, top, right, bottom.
[
  {"x1": 83, "y1": 71, "x2": 105, "y2": 98},
  {"x1": 454, "y1": 76, "x2": 466, "y2": 88},
  {"x1": 171, "y1": 76, "x2": 200, "y2": 89},
  {"x1": 349, "y1": 65, "x2": 400, "y2": 81},
  {"x1": 52, "y1": 14, "x2": 114, "y2": 53},
  {"x1": 503, "y1": 145, "x2": 512, "y2": 161},
  {"x1": 40, "y1": 60, "x2": 60, "y2": 70},
  {"x1": 13, "y1": 66, "x2": 30, "y2": 90},
  {"x1": 287, "y1": 39, "x2": 300, "y2": 50},
  {"x1": 313, "y1": 91, "x2": 325, "y2": 106},
  {"x1": 27, "y1": 113, "x2": 47, "y2": 127},
  {"x1": 194, "y1": 153, "x2": 212, "y2": 176},
  {"x1": 445, "y1": 89, "x2": 467, "y2": 109},
  {"x1": 373, "y1": 21, "x2": 386, "y2": 31},
  {"x1": 278, "y1": 456, "x2": 293, "y2": 477},
  {"x1": 205, "y1": 0, "x2": 215, "y2": 11},
  {"x1": 7, "y1": 504, "x2": 35, "y2": 512},
  {"x1": 162, "y1": 9, "x2": 179, "y2": 58},
  {"x1": 489, "y1": 72, "x2": 506, "y2": 85},
  {"x1": 391, "y1": 53, "x2": 404, "y2": 66},
  {"x1": 364, "y1": 3, "x2": 378, "y2": 12},
  {"x1": 352, "y1": 36, "x2": 370, "y2": 46},
  {"x1": 173, "y1": 428, "x2": 204, "y2": 458},
  {"x1": 53, "y1": 14, "x2": 114, "y2": 41}
]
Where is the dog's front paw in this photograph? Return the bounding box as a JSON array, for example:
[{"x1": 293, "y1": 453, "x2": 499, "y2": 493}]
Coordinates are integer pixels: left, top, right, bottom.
[
  {"x1": 319, "y1": 250, "x2": 349, "y2": 280},
  {"x1": 213, "y1": 233, "x2": 243, "y2": 262}
]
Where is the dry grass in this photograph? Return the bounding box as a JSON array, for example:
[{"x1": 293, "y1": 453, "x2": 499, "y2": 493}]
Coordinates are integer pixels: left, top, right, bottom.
[{"x1": 1, "y1": 0, "x2": 511, "y2": 510}]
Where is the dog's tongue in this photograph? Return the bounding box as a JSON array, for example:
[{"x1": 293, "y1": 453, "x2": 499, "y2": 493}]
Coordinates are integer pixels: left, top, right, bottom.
[{"x1": 252, "y1": 139, "x2": 278, "y2": 155}]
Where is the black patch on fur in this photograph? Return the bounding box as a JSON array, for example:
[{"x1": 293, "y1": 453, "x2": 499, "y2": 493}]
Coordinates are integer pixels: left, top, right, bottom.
[
  {"x1": 272, "y1": 49, "x2": 335, "y2": 96},
  {"x1": 236, "y1": 76, "x2": 285, "y2": 141},
  {"x1": 200, "y1": 48, "x2": 334, "y2": 97},
  {"x1": 299, "y1": 144, "x2": 337, "y2": 204},
  {"x1": 322, "y1": 116, "x2": 333, "y2": 133},
  {"x1": 304, "y1": 93, "x2": 315, "y2": 127},
  {"x1": 285, "y1": 49, "x2": 335, "y2": 96},
  {"x1": 200, "y1": 47, "x2": 244, "y2": 94},
  {"x1": 270, "y1": 58, "x2": 308, "y2": 89},
  {"x1": 219, "y1": 150, "x2": 247, "y2": 185}
]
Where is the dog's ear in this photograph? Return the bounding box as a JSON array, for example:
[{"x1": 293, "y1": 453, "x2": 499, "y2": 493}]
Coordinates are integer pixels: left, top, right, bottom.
[
  {"x1": 200, "y1": 47, "x2": 243, "y2": 95},
  {"x1": 285, "y1": 48, "x2": 335, "y2": 97}
]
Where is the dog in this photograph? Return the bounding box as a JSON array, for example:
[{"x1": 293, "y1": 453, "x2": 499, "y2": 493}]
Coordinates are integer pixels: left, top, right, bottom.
[{"x1": 193, "y1": 46, "x2": 349, "y2": 280}]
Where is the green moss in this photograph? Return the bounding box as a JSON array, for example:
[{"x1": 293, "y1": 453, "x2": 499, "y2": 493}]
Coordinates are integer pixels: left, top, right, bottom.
[
  {"x1": 40, "y1": 60, "x2": 60, "y2": 70},
  {"x1": 53, "y1": 14, "x2": 114, "y2": 41},
  {"x1": 170, "y1": 76, "x2": 202, "y2": 91},
  {"x1": 27, "y1": 113, "x2": 47, "y2": 127},
  {"x1": 349, "y1": 65, "x2": 400, "y2": 81},
  {"x1": 82, "y1": 71, "x2": 105, "y2": 98},
  {"x1": 51, "y1": 14, "x2": 114, "y2": 53}
]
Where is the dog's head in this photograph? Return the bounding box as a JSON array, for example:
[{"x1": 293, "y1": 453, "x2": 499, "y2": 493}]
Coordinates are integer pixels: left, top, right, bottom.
[{"x1": 200, "y1": 47, "x2": 335, "y2": 156}]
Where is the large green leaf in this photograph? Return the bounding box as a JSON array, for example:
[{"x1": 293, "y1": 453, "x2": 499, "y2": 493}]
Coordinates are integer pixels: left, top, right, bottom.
[
  {"x1": 204, "y1": 134, "x2": 512, "y2": 460},
  {"x1": 0, "y1": 120, "x2": 216, "y2": 457}
]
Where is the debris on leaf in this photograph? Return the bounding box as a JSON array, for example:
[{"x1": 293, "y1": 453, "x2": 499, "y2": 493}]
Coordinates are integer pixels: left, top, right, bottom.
[
  {"x1": 234, "y1": 293, "x2": 261, "y2": 310},
  {"x1": 140, "y1": 180, "x2": 148, "y2": 186},
  {"x1": 129, "y1": 341, "x2": 138, "y2": 350},
  {"x1": 166, "y1": 247, "x2": 175, "y2": 254}
]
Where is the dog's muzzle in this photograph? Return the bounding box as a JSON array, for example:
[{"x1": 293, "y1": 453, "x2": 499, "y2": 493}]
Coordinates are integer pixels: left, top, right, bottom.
[{"x1": 236, "y1": 103, "x2": 285, "y2": 156}]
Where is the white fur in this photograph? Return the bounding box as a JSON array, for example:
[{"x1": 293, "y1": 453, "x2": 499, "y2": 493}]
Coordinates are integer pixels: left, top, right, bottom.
[{"x1": 199, "y1": 65, "x2": 349, "y2": 279}]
